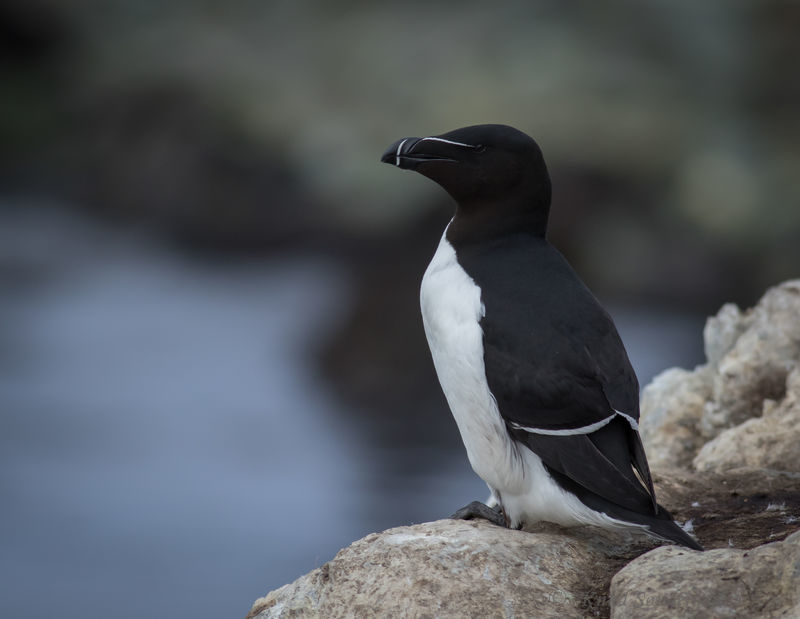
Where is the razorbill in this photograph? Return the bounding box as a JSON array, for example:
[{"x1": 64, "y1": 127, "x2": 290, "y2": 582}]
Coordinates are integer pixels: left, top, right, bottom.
[{"x1": 380, "y1": 124, "x2": 702, "y2": 550}]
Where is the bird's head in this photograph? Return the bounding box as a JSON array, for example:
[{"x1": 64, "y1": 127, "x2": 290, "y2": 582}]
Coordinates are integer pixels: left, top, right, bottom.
[{"x1": 381, "y1": 124, "x2": 551, "y2": 238}]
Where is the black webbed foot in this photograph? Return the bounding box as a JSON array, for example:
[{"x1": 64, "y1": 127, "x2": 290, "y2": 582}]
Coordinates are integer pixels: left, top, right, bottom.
[{"x1": 450, "y1": 501, "x2": 508, "y2": 527}]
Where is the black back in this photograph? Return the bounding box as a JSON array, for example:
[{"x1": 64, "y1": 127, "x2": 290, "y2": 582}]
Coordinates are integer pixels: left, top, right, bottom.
[{"x1": 452, "y1": 232, "x2": 640, "y2": 430}]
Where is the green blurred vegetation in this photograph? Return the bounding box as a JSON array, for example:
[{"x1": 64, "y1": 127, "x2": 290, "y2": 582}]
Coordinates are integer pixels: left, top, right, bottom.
[{"x1": 2, "y1": 0, "x2": 799, "y2": 308}]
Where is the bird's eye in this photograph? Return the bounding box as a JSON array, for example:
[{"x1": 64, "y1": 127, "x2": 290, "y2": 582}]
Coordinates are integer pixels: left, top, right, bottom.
[{"x1": 474, "y1": 144, "x2": 486, "y2": 153}]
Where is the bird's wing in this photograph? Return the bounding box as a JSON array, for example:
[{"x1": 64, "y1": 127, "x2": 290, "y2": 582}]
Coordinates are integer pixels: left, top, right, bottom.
[
  {"x1": 478, "y1": 262, "x2": 639, "y2": 432},
  {"x1": 467, "y1": 239, "x2": 656, "y2": 513},
  {"x1": 482, "y1": 315, "x2": 657, "y2": 514}
]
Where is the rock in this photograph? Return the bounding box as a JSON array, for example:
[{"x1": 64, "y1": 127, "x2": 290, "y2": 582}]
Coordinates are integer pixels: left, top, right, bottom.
[
  {"x1": 694, "y1": 368, "x2": 800, "y2": 473},
  {"x1": 650, "y1": 468, "x2": 800, "y2": 550},
  {"x1": 247, "y1": 519, "x2": 654, "y2": 619},
  {"x1": 640, "y1": 280, "x2": 800, "y2": 472},
  {"x1": 701, "y1": 281, "x2": 800, "y2": 438},
  {"x1": 703, "y1": 302, "x2": 749, "y2": 369},
  {"x1": 249, "y1": 469, "x2": 799, "y2": 619},
  {"x1": 610, "y1": 529, "x2": 800, "y2": 619},
  {"x1": 250, "y1": 282, "x2": 800, "y2": 618},
  {"x1": 639, "y1": 367, "x2": 710, "y2": 469}
]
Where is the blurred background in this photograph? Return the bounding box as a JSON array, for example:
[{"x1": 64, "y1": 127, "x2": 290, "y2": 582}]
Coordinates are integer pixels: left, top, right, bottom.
[{"x1": 1, "y1": 1, "x2": 798, "y2": 617}]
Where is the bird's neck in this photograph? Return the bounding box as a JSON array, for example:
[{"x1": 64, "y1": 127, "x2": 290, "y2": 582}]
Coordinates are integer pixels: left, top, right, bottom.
[{"x1": 447, "y1": 198, "x2": 550, "y2": 248}]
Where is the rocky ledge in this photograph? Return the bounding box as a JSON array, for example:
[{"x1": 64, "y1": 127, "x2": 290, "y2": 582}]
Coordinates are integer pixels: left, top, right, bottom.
[{"x1": 249, "y1": 281, "x2": 800, "y2": 618}]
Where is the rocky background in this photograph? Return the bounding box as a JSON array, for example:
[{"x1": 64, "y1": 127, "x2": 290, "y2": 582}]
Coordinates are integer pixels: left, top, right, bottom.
[{"x1": 250, "y1": 281, "x2": 800, "y2": 618}]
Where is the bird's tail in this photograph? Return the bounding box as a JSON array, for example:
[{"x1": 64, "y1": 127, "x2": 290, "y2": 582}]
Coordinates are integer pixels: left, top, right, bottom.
[{"x1": 644, "y1": 514, "x2": 703, "y2": 551}]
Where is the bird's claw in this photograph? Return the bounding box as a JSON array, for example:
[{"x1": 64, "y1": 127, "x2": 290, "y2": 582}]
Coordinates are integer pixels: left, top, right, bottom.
[{"x1": 450, "y1": 500, "x2": 508, "y2": 527}]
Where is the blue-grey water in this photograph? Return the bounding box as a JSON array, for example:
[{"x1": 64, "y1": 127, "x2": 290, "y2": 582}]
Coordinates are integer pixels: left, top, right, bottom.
[{"x1": 0, "y1": 205, "x2": 704, "y2": 619}]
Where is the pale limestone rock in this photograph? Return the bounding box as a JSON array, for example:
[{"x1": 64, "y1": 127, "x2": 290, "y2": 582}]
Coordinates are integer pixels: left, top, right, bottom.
[
  {"x1": 249, "y1": 470, "x2": 800, "y2": 619},
  {"x1": 693, "y1": 367, "x2": 800, "y2": 473},
  {"x1": 702, "y1": 302, "x2": 749, "y2": 369},
  {"x1": 247, "y1": 519, "x2": 650, "y2": 619},
  {"x1": 640, "y1": 279, "x2": 800, "y2": 471},
  {"x1": 610, "y1": 529, "x2": 800, "y2": 619},
  {"x1": 701, "y1": 280, "x2": 800, "y2": 437},
  {"x1": 639, "y1": 367, "x2": 710, "y2": 469},
  {"x1": 250, "y1": 282, "x2": 800, "y2": 618}
]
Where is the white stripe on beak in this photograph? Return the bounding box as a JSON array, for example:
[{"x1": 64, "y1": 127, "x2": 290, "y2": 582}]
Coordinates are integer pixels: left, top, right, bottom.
[
  {"x1": 395, "y1": 138, "x2": 409, "y2": 166},
  {"x1": 418, "y1": 137, "x2": 476, "y2": 149}
]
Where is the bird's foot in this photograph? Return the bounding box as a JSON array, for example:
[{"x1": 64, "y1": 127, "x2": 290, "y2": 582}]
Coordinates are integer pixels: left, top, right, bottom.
[{"x1": 450, "y1": 501, "x2": 508, "y2": 527}]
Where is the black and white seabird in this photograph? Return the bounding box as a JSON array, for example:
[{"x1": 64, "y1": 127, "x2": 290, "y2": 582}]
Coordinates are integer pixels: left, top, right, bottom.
[{"x1": 380, "y1": 124, "x2": 702, "y2": 550}]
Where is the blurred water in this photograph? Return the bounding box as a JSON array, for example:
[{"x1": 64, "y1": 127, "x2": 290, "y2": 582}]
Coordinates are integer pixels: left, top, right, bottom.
[
  {"x1": 0, "y1": 205, "x2": 459, "y2": 619},
  {"x1": 0, "y1": 205, "x2": 703, "y2": 619}
]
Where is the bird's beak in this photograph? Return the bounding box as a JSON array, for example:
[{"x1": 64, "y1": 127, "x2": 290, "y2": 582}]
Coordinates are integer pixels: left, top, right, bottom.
[{"x1": 380, "y1": 137, "x2": 458, "y2": 170}]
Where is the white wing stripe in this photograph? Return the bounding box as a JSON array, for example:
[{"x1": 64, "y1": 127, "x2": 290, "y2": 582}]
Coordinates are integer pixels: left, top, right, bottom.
[
  {"x1": 615, "y1": 410, "x2": 639, "y2": 431},
  {"x1": 509, "y1": 413, "x2": 616, "y2": 436}
]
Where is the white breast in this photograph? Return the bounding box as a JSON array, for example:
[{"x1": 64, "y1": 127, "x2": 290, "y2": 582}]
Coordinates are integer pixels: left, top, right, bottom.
[
  {"x1": 419, "y1": 226, "x2": 522, "y2": 493},
  {"x1": 419, "y1": 225, "x2": 640, "y2": 531}
]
